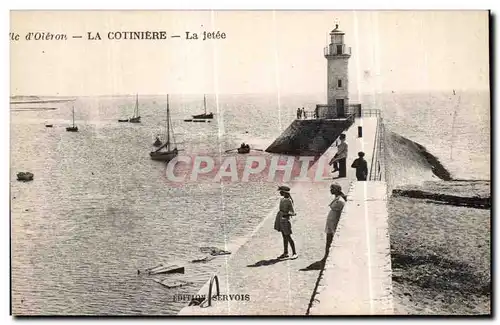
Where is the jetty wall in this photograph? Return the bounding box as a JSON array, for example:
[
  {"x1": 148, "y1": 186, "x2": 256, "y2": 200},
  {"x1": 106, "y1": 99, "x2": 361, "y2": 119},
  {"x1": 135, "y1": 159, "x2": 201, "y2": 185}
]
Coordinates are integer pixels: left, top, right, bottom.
[{"x1": 265, "y1": 118, "x2": 354, "y2": 156}]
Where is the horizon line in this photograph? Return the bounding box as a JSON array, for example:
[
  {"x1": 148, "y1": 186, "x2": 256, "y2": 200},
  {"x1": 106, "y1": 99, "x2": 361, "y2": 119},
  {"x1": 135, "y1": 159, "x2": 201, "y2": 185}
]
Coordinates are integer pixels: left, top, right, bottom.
[{"x1": 10, "y1": 89, "x2": 490, "y2": 98}]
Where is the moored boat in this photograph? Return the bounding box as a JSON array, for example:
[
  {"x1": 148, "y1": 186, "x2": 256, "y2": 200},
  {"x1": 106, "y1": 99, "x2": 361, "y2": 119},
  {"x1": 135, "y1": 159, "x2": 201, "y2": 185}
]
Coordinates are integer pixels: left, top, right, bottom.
[
  {"x1": 129, "y1": 94, "x2": 141, "y2": 123},
  {"x1": 17, "y1": 172, "x2": 34, "y2": 181},
  {"x1": 192, "y1": 94, "x2": 214, "y2": 119},
  {"x1": 192, "y1": 113, "x2": 213, "y2": 119},
  {"x1": 66, "y1": 105, "x2": 78, "y2": 132},
  {"x1": 150, "y1": 94, "x2": 180, "y2": 162},
  {"x1": 237, "y1": 143, "x2": 251, "y2": 154}
]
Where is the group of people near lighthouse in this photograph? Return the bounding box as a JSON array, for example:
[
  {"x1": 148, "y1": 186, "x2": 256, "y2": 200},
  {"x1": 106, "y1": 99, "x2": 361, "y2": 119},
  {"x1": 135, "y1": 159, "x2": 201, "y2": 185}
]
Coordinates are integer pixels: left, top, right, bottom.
[
  {"x1": 272, "y1": 132, "x2": 369, "y2": 261},
  {"x1": 296, "y1": 107, "x2": 307, "y2": 119},
  {"x1": 296, "y1": 107, "x2": 321, "y2": 119}
]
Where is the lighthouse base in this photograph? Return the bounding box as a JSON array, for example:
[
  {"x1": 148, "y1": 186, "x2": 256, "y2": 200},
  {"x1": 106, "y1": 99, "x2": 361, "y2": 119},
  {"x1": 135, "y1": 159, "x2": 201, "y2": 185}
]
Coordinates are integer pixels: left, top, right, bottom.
[{"x1": 265, "y1": 117, "x2": 355, "y2": 156}]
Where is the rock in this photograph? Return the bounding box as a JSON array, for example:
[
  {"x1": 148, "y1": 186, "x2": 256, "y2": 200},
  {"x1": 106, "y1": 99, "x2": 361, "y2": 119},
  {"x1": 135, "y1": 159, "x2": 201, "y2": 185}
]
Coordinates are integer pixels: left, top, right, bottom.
[
  {"x1": 200, "y1": 246, "x2": 231, "y2": 256},
  {"x1": 148, "y1": 264, "x2": 185, "y2": 275},
  {"x1": 153, "y1": 278, "x2": 192, "y2": 289},
  {"x1": 191, "y1": 254, "x2": 215, "y2": 263},
  {"x1": 392, "y1": 188, "x2": 490, "y2": 209}
]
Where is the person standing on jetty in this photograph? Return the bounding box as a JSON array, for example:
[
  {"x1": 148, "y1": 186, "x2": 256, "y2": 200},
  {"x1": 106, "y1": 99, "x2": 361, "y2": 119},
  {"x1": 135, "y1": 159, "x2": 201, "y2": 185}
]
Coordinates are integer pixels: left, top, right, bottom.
[
  {"x1": 296, "y1": 108, "x2": 301, "y2": 119},
  {"x1": 351, "y1": 151, "x2": 368, "y2": 181},
  {"x1": 329, "y1": 133, "x2": 348, "y2": 178},
  {"x1": 322, "y1": 183, "x2": 347, "y2": 262},
  {"x1": 273, "y1": 186, "x2": 298, "y2": 260}
]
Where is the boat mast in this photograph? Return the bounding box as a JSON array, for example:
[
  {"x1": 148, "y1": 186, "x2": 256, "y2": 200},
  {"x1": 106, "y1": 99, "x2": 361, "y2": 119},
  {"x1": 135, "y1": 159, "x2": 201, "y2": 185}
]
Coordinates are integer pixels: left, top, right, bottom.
[
  {"x1": 72, "y1": 105, "x2": 75, "y2": 127},
  {"x1": 166, "y1": 94, "x2": 170, "y2": 151},
  {"x1": 204, "y1": 94, "x2": 207, "y2": 114},
  {"x1": 135, "y1": 94, "x2": 139, "y2": 117}
]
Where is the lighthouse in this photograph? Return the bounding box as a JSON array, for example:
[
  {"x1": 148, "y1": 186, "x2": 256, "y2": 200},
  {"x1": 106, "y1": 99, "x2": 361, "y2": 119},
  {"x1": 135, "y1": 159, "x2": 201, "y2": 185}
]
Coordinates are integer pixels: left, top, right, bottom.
[
  {"x1": 324, "y1": 23, "x2": 351, "y2": 118},
  {"x1": 266, "y1": 22, "x2": 358, "y2": 156}
]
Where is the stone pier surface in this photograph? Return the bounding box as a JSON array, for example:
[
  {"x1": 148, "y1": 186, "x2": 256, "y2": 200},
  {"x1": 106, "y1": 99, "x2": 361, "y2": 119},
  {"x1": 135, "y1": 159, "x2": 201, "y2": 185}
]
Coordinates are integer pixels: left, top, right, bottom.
[
  {"x1": 179, "y1": 117, "x2": 382, "y2": 316},
  {"x1": 308, "y1": 181, "x2": 394, "y2": 315}
]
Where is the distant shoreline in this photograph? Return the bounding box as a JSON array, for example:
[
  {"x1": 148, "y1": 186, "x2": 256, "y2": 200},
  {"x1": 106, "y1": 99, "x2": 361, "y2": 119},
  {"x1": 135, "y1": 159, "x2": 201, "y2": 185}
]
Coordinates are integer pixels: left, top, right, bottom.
[
  {"x1": 10, "y1": 99, "x2": 74, "y2": 104},
  {"x1": 11, "y1": 107, "x2": 58, "y2": 111}
]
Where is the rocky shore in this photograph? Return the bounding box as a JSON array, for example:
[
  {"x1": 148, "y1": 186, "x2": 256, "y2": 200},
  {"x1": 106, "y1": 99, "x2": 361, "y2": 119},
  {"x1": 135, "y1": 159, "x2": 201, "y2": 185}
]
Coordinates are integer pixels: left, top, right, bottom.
[
  {"x1": 392, "y1": 180, "x2": 490, "y2": 209},
  {"x1": 388, "y1": 180, "x2": 491, "y2": 315}
]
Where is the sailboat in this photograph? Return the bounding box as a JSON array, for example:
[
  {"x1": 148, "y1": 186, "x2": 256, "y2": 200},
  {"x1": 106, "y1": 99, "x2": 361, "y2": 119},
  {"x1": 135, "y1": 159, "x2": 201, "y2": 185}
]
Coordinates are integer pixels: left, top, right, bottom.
[
  {"x1": 66, "y1": 105, "x2": 78, "y2": 132},
  {"x1": 192, "y1": 94, "x2": 213, "y2": 119},
  {"x1": 150, "y1": 95, "x2": 179, "y2": 162},
  {"x1": 129, "y1": 94, "x2": 141, "y2": 123}
]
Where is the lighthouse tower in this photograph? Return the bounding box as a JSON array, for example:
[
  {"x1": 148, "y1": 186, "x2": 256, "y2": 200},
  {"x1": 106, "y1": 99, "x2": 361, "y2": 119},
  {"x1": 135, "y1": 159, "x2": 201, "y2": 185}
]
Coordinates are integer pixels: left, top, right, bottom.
[{"x1": 324, "y1": 23, "x2": 351, "y2": 118}]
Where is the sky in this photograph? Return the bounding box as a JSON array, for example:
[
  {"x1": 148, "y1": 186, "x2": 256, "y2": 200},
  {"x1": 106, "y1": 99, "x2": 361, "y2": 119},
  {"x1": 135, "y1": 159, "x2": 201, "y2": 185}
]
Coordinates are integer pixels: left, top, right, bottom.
[{"x1": 9, "y1": 10, "x2": 490, "y2": 96}]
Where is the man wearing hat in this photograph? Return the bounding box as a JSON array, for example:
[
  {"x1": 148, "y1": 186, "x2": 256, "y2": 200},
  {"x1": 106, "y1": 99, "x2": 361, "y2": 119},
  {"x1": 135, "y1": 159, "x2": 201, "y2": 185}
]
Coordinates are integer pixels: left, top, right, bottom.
[
  {"x1": 329, "y1": 133, "x2": 348, "y2": 178},
  {"x1": 273, "y1": 186, "x2": 298, "y2": 260}
]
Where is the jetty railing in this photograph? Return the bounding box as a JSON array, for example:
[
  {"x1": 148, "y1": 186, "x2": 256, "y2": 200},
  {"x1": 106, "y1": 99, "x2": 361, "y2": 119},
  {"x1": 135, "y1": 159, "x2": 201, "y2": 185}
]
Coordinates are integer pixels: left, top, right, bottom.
[
  {"x1": 353, "y1": 108, "x2": 381, "y2": 118},
  {"x1": 368, "y1": 109, "x2": 384, "y2": 181},
  {"x1": 301, "y1": 105, "x2": 362, "y2": 120}
]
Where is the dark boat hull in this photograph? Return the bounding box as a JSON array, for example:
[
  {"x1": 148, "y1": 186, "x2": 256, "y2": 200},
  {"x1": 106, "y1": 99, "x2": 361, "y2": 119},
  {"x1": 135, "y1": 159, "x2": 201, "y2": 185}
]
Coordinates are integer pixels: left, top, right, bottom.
[
  {"x1": 45, "y1": 125, "x2": 53, "y2": 127},
  {"x1": 129, "y1": 116, "x2": 141, "y2": 123},
  {"x1": 150, "y1": 151, "x2": 178, "y2": 162},
  {"x1": 192, "y1": 113, "x2": 213, "y2": 119},
  {"x1": 17, "y1": 172, "x2": 34, "y2": 182},
  {"x1": 118, "y1": 119, "x2": 129, "y2": 122},
  {"x1": 66, "y1": 127, "x2": 78, "y2": 132}
]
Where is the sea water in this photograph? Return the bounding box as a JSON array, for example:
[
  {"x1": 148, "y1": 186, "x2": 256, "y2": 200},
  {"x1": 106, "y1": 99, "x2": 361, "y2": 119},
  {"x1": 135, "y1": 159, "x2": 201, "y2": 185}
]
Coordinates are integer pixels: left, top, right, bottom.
[{"x1": 10, "y1": 91, "x2": 490, "y2": 315}]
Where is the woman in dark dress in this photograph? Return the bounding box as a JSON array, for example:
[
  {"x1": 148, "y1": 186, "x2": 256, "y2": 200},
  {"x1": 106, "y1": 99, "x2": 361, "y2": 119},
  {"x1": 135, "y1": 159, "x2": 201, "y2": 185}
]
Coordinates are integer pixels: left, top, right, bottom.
[{"x1": 273, "y1": 186, "x2": 298, "y2": 260}]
